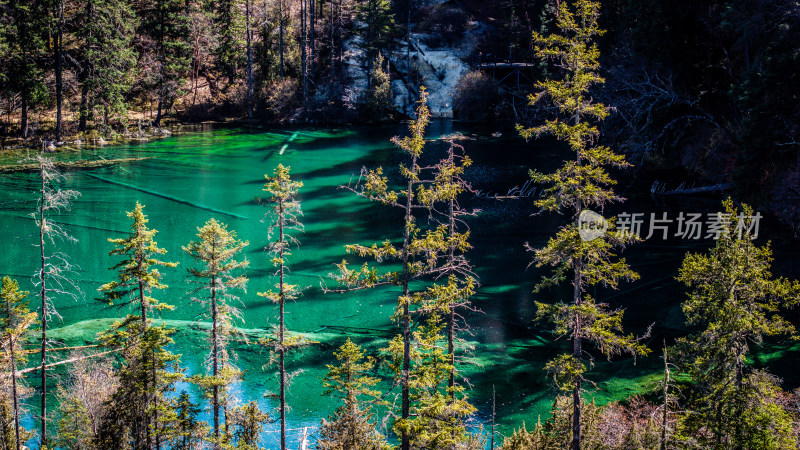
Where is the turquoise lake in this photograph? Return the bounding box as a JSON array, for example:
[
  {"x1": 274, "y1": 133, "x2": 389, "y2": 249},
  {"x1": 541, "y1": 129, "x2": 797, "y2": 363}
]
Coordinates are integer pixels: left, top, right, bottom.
[{"x1": 1, "y1": 121, "x2": 799, "y2": 448}]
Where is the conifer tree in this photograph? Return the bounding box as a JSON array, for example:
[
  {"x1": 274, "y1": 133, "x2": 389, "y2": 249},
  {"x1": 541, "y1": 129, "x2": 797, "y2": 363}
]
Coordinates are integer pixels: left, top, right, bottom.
[
  {"x1": 229, "y1": 401, "x2": 270, "y2": 450},
  {"x1": 0, "y1": 277, "x2": 36, "y2": 450},
  {"x1": 317, "y1": 339, "x2": 389, "y2": 450},
  {"x1": 184, "y1": 218, "x2": 249, "y2": 445},
  {"x1": 3, "y1": 0, "x2": 48, "y2": 137},
  {"x1": 259, "y1": 164, "x2": 304, "y2": 450},
  {"x1": 33, "y1": 155, "x2": 80, "y2": 448},
  {"x1": 172, "y1": 391, "x2": 207, "y2": 450},
  {"x1": 215, "y1": 0, "x2": 245, "y2": 85},
  {"x1": 99, "y1": 201, "x2": 178, "y2": 449},
  {"x1": 75, "y1": 0, "x2": 138, "y2": 130},
  {"x1": 356, "y1": 0, "x2": 394, "y2": 63},
  {"x1": 676, "y1": 199, "x2": 800, "y2": 449},
  {"x1": 364, "y1": 54, "x2": 392, "y2": 121},
  {"x1": 138, "y1": 0, "x2": 191, "y2": 126},
  {"x1": 517, "y1": 2, "x2": 649, "y2": 449},
  {"x1": 330, "y1": 89, "x2": 471, "y2": 450}
]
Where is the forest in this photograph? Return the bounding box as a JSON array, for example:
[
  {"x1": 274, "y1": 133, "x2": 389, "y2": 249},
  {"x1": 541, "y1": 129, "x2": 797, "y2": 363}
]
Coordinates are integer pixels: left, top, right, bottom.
[{"x1": 1, "y1": 0, "x2": 800, "y2": 449}]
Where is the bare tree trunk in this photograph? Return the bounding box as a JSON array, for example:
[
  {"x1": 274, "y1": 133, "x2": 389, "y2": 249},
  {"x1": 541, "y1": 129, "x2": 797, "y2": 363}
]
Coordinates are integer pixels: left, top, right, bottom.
[
  {"x1": 212, "y1": 272, "x2": 220, "y2": 444},
  {"x1": 20, "y1": 97, "x2": 28, "y2": 139},
  {"x1": 279, "y1": 199, "x2": 286, "y2": 450},
  {"x1": 38, "y1": 170, "x2": 47, "y2": 449},
  {"x1": 309, "y1": 0, "x2": 314, "y2": 81},
  {"x1": 279, "y1": 0, "x2": 284, "y2": 80},
  {"x1": 246, "y1": 0, "x2": 254, "y2": 119},
  {"x1": 661, "y1": 344, "x2": 669, "y2": 450},
  {"x1": 10, "y1": 339, "x2": 20, "y2": 450},
  {"x1": 55, "y1": 0, "x2": 63, "y2": 142},
  {"x1": 301, "y1": 0, "x2": 307, "y2": 102},
  {"x1": 400, "y1": 153, "x2": 417, "y2": 450}
]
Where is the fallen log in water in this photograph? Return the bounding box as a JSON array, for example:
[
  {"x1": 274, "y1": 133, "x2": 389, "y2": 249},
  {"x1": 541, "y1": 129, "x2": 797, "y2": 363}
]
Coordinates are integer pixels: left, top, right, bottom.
[{"x1": 0, "y1": 157, "x2": 152, "y2": 173}]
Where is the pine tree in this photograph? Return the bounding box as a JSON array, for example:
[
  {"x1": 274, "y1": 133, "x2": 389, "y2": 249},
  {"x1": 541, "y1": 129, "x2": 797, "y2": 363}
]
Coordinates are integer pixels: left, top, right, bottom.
[
  {"x1": 259, "y1": 164, "x2": 304, "y2": 450},
  {"x1": 138, "y1": 0, "x2": 191, "y2": 126},
  {"x1": 317, "y1": 339, "x2": 389, "y2": 450},
  {"x1": 184, "y1": 218, "x2": 249, "y2": 445},
  {"x1": 3, "y1": 0, "x2": 48, "y2": 137},
  {"x1": 76, "y1": 0, "x2": 138, "y2": 130},
  {"x1": 172, "y1": 391, "x2": 207, "y2": 450},
  {"x1": 517, "y1": 2, "x2": 649, "y2": 449},
  {"x1": 0, "y1": 277, "x2": 36, "y2": 450},
  {"x1": 215, "y1": 0, "x2": 245, "y2": 85},
  {"x1": 364, "y1": 54, "x2": 392, "y2": 121},
  {"x1": 356, "y1": 0, "x2": 394, "y2": 63},
  {"x1": 33, "y1": 155, "x2": 80, "y2": 448},
  {"x1": 330, "y1": 89, "x2": 469, "y2": 450},
  {"x1": 229, "y1": 401, "x2": 270, "y2": 450},
  {"x1": 98, "y1": 201, "x2": 178, "y2": 449},
  {"x1": 676, "y1": 199, "x2": 800, "y2": 449}
]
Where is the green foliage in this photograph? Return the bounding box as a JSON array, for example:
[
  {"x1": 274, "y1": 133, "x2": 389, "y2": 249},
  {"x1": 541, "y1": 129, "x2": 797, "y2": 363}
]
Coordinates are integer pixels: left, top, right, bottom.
[
  {"x1": 391, "y1": 312, "x2": 477, "y2": 449},
  {"x1": 228, "y1": 401, "x2": 270, "y2": 450},
  {"x1": 363, "y1": 54, "x2": 393, "y2": 121},
  {"x1": 214, "y1": 0, "x2": 245, "y2": 83},
  {"x1": 55, "y1": 356, "x2": 118, "y2": 449},
  {"x1": 518, "y1": 2, "x2": 647, "y2": 448},
  {"x1": 356, "y1": 0, "x2": 394, "y2": 60},
  {"x1": 137, "y1": 0, "x2": 191, "y2": 123},
  {"x1": 317, "y1": 339, "x2": 389, "y2": 450},
  {"x1": 95, "y1": 319, "x2": 183, "y2": 449},
  {"x1": 500, "y1": 396, "x2": 604, "y2": 450},
  {"x1": 99, "y1": 201, "x2": 178, "y2": 314},
  {"x1": 77, "y1": 0, "x2": 138, "y2": 125},
  {"x1": 0, "y1": 277, "x2": 35, "y2": 450},
  {"x1": 171, "y1": 391, "x2": 207, "y2": 450},
  {"x1": 675, "y1": 198, "x2": 800, "y2": 449}
]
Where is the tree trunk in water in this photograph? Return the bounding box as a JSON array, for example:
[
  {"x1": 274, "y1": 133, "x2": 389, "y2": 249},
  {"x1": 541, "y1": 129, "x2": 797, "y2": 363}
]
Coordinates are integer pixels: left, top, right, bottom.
[
  {"x1": 212, "y1": 273, "x2": 220, "y2": 444},
  {"x1": 661, "y1": 344, "x2": 669, "y2": 450},
  {"x1": 400, "y1": 153, "x2": 417, "y2": 450},
  {"x1": 10, "y1": 337, "x2": 20, "y2": 450},
  {"x1": 279, "y1": 200, "x2": 286, "y2": 450},
  {"x1": 39, "y1": 171, "x2": 47, "y2": 449}
]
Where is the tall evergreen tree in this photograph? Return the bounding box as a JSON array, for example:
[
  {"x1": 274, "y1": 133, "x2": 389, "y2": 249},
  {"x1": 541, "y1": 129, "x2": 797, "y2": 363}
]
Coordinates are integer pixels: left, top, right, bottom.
[
  {"x1": 3, "y1": 0, "x2": 48, "y2": 137},
  {"x1": 330, "y1": 89, "x2": 470, "y2": 450},
  {"x1": 317, "y1": 339, "x2": 389, "y2": 450},
  {"x1": 215, "y1": 0, "x2": 245, "y2": 85},
  {"x1": 517, "y1": 2, "x2": 649, "y2": 449},
  {"x1": 75, "y1": 0, "x2": 138, "y2": 130},
  {"x1": 229, "y1": 401, "x2": 270, "y2": 450},
  {"x1": 184, "y1": 218, "x2": 249, "y2": 446},
  {"x1": 99, "y1": 201, "x2": 178, "y2": 449},
  {"x1": 676, "y1": 199, "x2": 800, "y2": 449},
  {"x1": 356, "y1": 0, "x2": 393, "y2": 63},
  {"x1": 0, "y1": 277, "x2": 36, "y2": 450},
  {"x1": 138, "y1": 0, "x2": 191, "y2": 126},
  {"x1": 259, "y1": 164, "x2": 304, "y2": 450}
]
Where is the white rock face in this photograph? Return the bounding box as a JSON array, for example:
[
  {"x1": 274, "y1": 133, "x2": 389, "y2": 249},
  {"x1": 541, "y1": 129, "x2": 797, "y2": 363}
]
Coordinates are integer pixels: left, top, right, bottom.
[
  {"x1": 342, "y1": 30, "x2": 472, "y2": 118},
  {"x1": 389, "y1": 35, "x2": 471, "y2": 118}
]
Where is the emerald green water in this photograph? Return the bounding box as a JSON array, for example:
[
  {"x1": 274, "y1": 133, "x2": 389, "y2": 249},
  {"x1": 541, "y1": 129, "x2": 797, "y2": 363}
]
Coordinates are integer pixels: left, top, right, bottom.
[{"x1": 2, "y1": 122, "x2": 799, "y2": 448}]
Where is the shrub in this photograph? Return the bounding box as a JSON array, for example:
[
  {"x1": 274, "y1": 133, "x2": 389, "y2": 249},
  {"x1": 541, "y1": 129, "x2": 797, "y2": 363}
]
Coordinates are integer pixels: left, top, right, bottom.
[{"x1": 452, "y1": 71, "x2": 500, "y2": 122}]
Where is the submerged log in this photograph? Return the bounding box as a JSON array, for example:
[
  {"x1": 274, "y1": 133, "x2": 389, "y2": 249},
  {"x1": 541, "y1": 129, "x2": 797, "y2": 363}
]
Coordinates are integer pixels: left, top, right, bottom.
[{"x1": 0, "y1": 157, "x2": 152, "y2": 173}]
